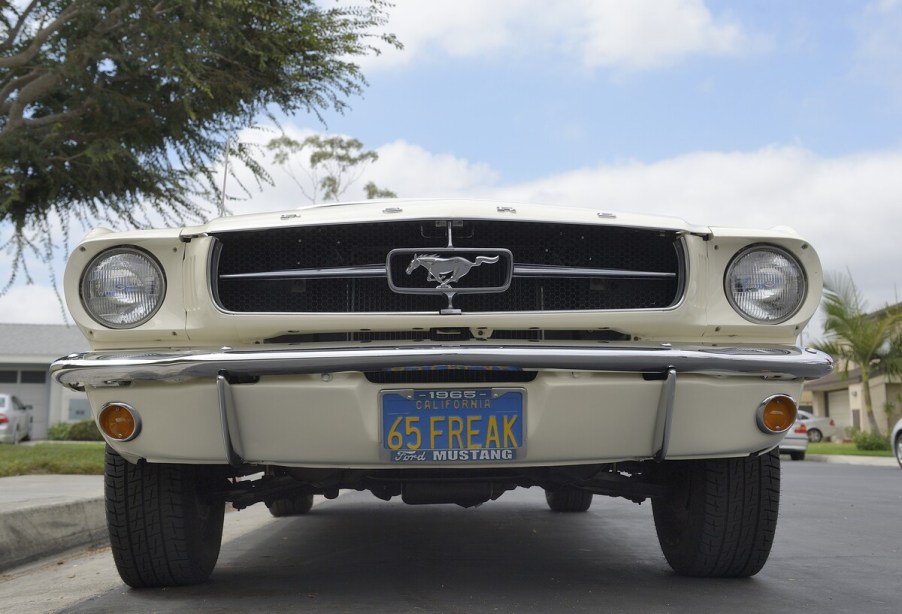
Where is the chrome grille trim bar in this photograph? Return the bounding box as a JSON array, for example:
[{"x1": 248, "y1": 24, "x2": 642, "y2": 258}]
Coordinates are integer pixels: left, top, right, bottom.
[
  {"x1": 220, "y1": 265, "x2": 386, "y2": 280},
  {"x1": 219, "y1": 264, "x2": 675, "y2": 281},
  {"x1": 512, "y1": 265, "x2": 676, "y2": 279}
]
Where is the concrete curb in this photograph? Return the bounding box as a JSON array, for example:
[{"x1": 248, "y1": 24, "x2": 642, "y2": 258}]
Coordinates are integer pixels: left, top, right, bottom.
[
  {"x1": 0, "y1": 475, "x2": 106, "y2": 572},
  {"x1": 0, "y1": 498, "x2": 107, "y2": 571},
  {"x1": 805, "y1": 454, "x2": 899, "y2": 467}
]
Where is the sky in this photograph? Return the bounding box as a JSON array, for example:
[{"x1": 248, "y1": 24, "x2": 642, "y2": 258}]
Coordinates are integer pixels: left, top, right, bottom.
[{"x1": 2, "y1": 0, "x2": 901, "y2": 337}]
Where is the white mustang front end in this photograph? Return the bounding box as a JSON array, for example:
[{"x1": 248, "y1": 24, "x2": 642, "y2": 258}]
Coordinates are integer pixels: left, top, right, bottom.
[{"x1": 52, "y1": 200, "x2": 832, "y2": 587}]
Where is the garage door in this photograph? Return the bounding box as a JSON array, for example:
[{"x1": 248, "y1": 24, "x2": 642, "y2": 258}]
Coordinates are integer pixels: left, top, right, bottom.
[{"x1": 827, "y1": 389, "x2": 853, "y2": 433}]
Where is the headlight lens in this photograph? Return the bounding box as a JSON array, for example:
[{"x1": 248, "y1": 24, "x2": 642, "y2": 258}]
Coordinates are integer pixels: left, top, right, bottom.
[
  {"x1": 725, "y1": 246, "x2": 806, "y2": 324},
  {"x1": 80, "y1": 247, "x2": 166, "y2": 328}
]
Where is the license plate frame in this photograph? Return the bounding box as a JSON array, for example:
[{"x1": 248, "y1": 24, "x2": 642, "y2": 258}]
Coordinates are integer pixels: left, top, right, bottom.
[{"x1": 379, "y1": 387, "x2": 526, "y2": 463}]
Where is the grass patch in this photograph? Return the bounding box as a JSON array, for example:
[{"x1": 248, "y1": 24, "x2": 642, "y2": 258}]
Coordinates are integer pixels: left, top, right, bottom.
[
  {"x1": 0, "y1": 442, "x2": 106, "y2": 477},
  {"x1": 807, "y1": 442, "x2": 894, "y2": 458}
]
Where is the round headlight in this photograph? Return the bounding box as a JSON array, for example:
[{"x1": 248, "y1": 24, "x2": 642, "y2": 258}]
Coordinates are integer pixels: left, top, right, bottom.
[
  {"x1": 725, "y1": 245, "x2": 806, "y2": 324},
  {"x1": 80, "y1": 247, "x2": 166, "y2": 328}
]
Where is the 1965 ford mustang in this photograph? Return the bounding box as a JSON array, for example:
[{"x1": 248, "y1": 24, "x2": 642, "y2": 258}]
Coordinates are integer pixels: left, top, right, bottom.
[{"x1": 51, "y1": 199, "x2": 833, "y2": 586}]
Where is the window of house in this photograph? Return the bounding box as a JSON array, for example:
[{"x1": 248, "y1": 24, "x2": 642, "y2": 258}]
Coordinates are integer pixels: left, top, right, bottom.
[
  {"x1": 0, "y1": 371, "x2": 16, "y2": 383},
  {"x1": 21, "y1": 371, "x2": 47, "y2": 384},
  {"x1": 68, "y1": 399, "x2": 92, "y2": 421}
]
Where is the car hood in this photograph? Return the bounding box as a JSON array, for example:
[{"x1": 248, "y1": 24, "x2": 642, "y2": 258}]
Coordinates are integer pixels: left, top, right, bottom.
[{"x1": 179, "y1": 199, "x2": 712, "y2": 238}]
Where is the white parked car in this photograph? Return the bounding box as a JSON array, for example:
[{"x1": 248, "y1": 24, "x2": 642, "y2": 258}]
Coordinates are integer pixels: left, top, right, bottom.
[
  {"x1": 779, "y1": 420, "x2": 809, "y2": 461},
  {"x1": 797, "y1": 409, "x2": 838, "y2": 443},
  {"x1": 51, "y1": 200, "x2": 833, "y2": 586},
  {"x1": 0, "y1": 393, "x2": 33, "y2": 444}
]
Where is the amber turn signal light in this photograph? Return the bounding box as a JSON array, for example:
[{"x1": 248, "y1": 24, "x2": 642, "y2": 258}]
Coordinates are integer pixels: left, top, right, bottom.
[
  {"x1": 98, "y1": 403, "x2": 141, "y2": 441},
  {"x1": 756, "y1": 395, "x2": 797, "y2": 434}
]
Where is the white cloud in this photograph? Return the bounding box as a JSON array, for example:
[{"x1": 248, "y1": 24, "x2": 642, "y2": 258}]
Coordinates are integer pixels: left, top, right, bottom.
[
  {"x1": 0, "y1": 284, "x2": 71, "y2": 325},
  {"x1": 367, "y1": 0, "x2": 751, "y2": 71},
  {"x1": 369, "y1": 140, "x2": 499, "y2": 195},
  {"x1": 569, "y1": 0, "x2": 745, "y2": 70}
]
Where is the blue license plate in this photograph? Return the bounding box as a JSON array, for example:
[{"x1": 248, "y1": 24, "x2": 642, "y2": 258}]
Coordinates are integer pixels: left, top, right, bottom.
[{"x1": 381, "y1": 388, "x2": 524, "y2": 462}]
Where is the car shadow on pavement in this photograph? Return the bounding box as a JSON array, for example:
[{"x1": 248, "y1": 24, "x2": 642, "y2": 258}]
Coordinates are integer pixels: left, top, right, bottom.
[{"x1": 67, "y1": 489, "x2": 813, "y2": 613}]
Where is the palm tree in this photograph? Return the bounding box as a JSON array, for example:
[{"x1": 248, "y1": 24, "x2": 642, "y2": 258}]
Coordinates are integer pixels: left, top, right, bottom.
[{"x1": 812, "y1": 273, "x2": 902, "y2": 435}]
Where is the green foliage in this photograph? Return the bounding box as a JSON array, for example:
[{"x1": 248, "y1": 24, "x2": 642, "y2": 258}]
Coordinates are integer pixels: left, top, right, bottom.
[
  {"x1": 851, "y1": 429, "x2": 891, "y2": 452},
  {"x1": 45, "y1": 420, "x2": 104, "y2": 441},
  {"x1": 67, "y1": 419, "x2": 104, "y2": 441},
  {"x1": 0, "y1": 442, "x2": 105, "y2": 476},
  {"x1": 46, "y1": 422, "x2": 71, "y2": 441},
  {"x1": 1, "y1": 0, "x2": 399, "y2": 285},
  {"x1": 364, "y1": 181, "x2": 397, "y2": 200},
  {"x1": 813, "y1": 274, "x2": 902, "y2": 380},
  {"x1": 267, "y1": 133, "x2": 395, "y2": 202}
]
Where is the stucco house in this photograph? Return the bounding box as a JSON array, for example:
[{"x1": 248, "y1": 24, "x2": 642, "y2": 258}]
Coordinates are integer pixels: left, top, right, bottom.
[
  {"x1": 806, "y1": 368, "x2": 901, "y2": 438},
  {"x1": 0, "y1": 323, "x2": 90, "y2": 439}
]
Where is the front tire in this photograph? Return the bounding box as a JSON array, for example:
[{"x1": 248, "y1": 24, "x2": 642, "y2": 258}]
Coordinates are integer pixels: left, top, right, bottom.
[
  {"x1": 652, "y1": 449, "x2": 780, "y2": 577},
  {"x1": 895, "y1": 434, "x2": 902, "y2": 469},
  {"x1": 105, "y1": 447, "x2": 225, "y2": 588},
  {"x1": 545, "y1": 488, "x2": 593, "y2": 512}
]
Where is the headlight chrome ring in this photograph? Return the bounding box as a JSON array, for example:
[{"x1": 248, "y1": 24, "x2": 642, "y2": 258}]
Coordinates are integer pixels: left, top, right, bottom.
[
  {"x1": 724, "y1": 245, "x2": 807, "y2": 324},
  {"x1": 80, "y1": 246, "x2": 166, "y2": 329}
]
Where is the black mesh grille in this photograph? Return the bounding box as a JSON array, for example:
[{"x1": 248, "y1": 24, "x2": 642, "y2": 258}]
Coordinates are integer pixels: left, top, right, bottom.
[{"x1": 212, "y1": 220, "x2": 683, "y2": 313}]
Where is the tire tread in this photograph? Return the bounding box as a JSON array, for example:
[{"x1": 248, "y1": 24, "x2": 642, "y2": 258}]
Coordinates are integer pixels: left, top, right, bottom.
[
  {"x1": 105, "y1": 447, "x2": 224, "y2": 588},
  {"x1": 653, "y1": 449, "x2": 779, "y2": 577}
]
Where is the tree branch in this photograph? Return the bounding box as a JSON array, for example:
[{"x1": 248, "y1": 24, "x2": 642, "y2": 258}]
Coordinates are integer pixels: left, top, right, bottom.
[
  {"x1": 0, "y1": 68, "x2": 41, "y2": 114},
  {"x1": 0, "y1": 0, "x2": 41, "y2": 53},
  {"x1": 0, "y1": 2, "x2": 83, "y2": 70},
  {"x1": 2, "y1": 69, "x2": 61, "y2": 134}
]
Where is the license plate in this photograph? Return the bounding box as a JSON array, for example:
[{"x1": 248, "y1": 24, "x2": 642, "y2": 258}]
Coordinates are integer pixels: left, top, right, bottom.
[{"x1": 380, "y1": 388, "x2": 525, "y2": 462}]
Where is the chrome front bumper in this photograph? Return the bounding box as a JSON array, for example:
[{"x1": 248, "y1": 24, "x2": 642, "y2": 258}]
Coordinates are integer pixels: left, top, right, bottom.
[
  {"x1": 51, "y1": 344, "x2": 833, "y2": 387},
  {"x1": 51, "y1": 344, "x2": 833, "y2": 468}
]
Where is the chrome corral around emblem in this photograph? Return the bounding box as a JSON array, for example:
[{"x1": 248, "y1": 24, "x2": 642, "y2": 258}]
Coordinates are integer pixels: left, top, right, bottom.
[
  {"x1": 386, "y1": 248, "x2": 513, "y2": 297},
  {"x1": 406, "y1": 254, "x2": 500, "y2": 288}
]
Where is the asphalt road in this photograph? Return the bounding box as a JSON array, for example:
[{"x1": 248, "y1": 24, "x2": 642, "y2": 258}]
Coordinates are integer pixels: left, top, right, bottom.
[{"x1": 2, "y1": 461, "x2": 900, "y2": 613}]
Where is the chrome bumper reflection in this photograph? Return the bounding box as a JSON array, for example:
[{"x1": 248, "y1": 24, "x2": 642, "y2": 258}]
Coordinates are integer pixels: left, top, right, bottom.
[{"x1": 51, "y1": 344, "x2": 833, "y2": 388}]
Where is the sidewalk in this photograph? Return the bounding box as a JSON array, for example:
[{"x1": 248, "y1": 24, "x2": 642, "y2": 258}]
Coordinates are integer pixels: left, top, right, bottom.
[{"x1": 0, "y1": 455, "x2": 897, "y2": 573}]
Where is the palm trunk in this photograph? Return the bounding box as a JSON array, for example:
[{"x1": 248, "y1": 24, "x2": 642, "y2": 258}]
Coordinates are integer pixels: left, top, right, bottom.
[{"x1": 860, "y1": 370, "x2": 881, "y2": 436}]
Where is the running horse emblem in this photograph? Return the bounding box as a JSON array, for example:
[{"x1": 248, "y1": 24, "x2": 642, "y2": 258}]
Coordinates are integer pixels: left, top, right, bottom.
[{"x1": 405, "y1": 254, "x2": 500, "y2": 288}]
